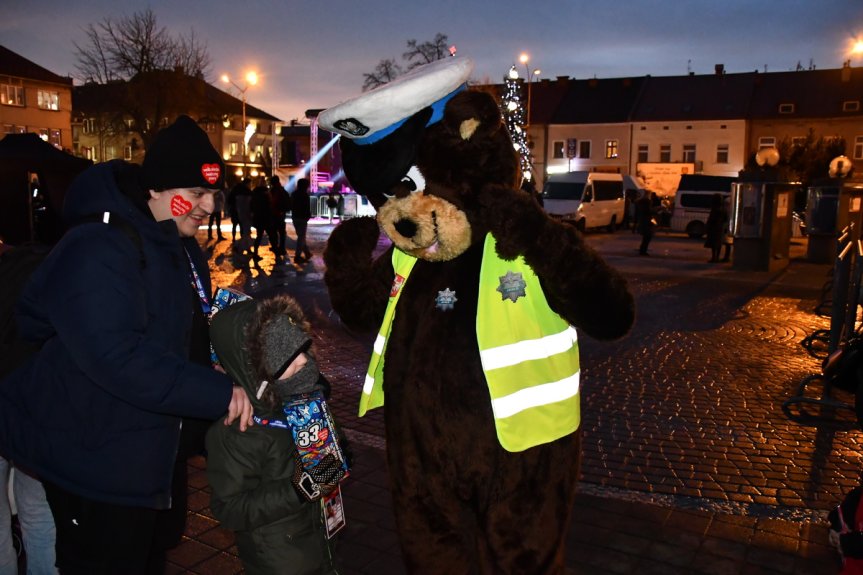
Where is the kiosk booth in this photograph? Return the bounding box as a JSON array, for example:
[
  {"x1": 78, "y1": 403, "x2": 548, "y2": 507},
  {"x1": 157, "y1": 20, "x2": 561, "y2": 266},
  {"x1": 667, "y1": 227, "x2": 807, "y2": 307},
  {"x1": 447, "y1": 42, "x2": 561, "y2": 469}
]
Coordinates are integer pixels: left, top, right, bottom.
[
  {"x1": 729, "y1": 168, "x2": 799, "y2": 272},
  {"x1": 804, "y1": 177, "x2": 863, "y2": 263}
]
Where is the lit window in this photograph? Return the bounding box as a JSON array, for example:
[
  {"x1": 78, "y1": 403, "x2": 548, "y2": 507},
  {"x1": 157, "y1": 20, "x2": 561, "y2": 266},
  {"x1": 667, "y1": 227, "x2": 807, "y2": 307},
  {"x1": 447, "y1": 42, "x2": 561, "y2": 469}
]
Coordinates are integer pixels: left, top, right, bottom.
[
  {"x1": 1, "y1": 83, "x2": 24, "y2": 106},
  {"x1": 758, "y1": 137, "x2": 776, "y2": 149},
  {"x1": 552, "y1": 140, "x2": 565, "y2": 159},
  {"x1": 778, "y1": 103, "x2": 795, "y2": 114},
  {"x1": 843, "y1": 101, "x2": 860, "y2": 112},
  {"x1": 124, "y1": 146, "x2": 132, "y2": 160},
  {"x1": 230, "y1": 142, "x2": 238, "y2": 156},
  {"x1": 716, "y1": 144, "x2": 729, "y2": 164},
  {"x1": 659, "y1": 144, "x2": 671, "y2": 162},
  {"x1": 605, "y1": 140, "x2": 619, "y2": 159},
  {"x1": 578, "y1": 140, "x2": 591, "y2": 159},
  {"x1": 637, "y1": 144, "x2": 648, "y2": 163},
  {"x1": 105, "y1": 146, "x2": 116, "y2": 160},
  {"x1": 83, "y1": 118, "x2": 96, "y2": 134},
  {"x1": 50, "y1": 129, "x2": 61, "y2": 148},
  {"x1": 682, "y1": 144, "x2": 696, "y2": 163},
  {"x1": 37, "y1": 90, "x2": 59, "y2": 111},
  {"x1": 854, "y1": 136, "x2": 863, "y2": 160}
]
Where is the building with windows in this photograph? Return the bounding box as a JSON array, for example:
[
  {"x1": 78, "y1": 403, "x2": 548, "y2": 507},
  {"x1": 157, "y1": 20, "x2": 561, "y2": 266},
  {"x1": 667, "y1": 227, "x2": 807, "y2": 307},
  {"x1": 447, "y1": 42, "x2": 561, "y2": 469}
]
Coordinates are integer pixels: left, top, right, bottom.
[
  {"x1": 507, "y1": 63, "x2": 863, "y2": 193},
  {"x1": 72, "y1": 70, "x2": 282, "y2": 186},
  {"x1": 0, "y1": 45, "x2": 73, "y2": 150}
]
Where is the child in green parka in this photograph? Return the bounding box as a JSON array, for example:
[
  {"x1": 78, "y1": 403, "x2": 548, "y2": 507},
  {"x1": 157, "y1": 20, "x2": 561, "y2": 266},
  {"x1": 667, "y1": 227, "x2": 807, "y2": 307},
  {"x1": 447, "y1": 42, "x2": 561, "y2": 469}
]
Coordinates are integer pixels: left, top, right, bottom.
[{"x1": 205, "y1": 294, "x2": 340, "y2": 575}]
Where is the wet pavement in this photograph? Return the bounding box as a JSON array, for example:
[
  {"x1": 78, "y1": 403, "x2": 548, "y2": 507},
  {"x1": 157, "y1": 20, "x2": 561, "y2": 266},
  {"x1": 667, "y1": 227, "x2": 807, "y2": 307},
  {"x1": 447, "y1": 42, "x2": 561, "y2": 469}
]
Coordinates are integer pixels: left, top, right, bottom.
[{"x1": 163, "y1": 221, "x2": 854, "y2": 574}]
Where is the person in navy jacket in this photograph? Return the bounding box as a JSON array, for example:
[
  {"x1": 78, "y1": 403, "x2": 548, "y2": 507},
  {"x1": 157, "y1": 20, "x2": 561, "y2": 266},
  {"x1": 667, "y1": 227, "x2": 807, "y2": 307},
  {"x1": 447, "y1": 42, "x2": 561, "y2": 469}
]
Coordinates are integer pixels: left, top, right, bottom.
[{"x1": 0, "y1": 116, "x2": 253, "y2": 575}]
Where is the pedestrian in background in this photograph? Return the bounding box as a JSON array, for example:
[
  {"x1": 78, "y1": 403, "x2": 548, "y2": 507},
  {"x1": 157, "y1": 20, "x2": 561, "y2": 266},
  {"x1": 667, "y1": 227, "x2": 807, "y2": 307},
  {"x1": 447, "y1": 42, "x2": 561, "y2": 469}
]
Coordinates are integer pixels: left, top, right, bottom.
[
  {"x1": 269, "y1": 175, "x2": 290, "y2": 257},
  {"x1": 208, "y1": 187, "x2": 226, "y2": 241},
  {"x1": 634, "y1": 190, "x2": 657, "y2": 256},
  {"x1": 228, "y1": 177, "x2": 252, "y2": 244},
  {"x1": 705, "y1": 192, "x2": 729, "y2": 263},
  {"x1": 291, "y1": 177, "x2": 313, "y2": 264},
  {"x1": 326, "y1": 188, "x2": 342, "y2": 223},
  {"x1": 250, "y1": 176, "x2": 275, "y2": 261},
  {"x1": 0, "y1": 115, "x2": 254, "y2": 575}
]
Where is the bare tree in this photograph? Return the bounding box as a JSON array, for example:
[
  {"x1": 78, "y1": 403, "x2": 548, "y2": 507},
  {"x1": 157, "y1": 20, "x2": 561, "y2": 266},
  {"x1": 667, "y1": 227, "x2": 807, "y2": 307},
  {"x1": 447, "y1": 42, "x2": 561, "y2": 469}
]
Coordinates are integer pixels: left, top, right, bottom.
[
  {"x1": 73, "y1": 9, "x2": 215, "y2": 150},
  {"x1": 402, "y1": 33, "x2": 450, "y2": 70},
  {"x1": 362, "y1": 34, "x2": 450, "y2": 90},
  {"x1": 362, "y1": 58, "x2": 404, "y2": 92},
  {"x1": 73, "y1": 8, "x2": 210, "y2": 83}
]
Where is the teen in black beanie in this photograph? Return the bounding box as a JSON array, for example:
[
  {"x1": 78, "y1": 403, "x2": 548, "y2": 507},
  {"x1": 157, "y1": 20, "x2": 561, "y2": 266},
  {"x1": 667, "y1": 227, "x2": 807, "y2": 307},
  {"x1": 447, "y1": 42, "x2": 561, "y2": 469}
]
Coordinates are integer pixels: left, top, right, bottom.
[{"x1": 142, "y1": 115, "x2": 225, "y2": 191}]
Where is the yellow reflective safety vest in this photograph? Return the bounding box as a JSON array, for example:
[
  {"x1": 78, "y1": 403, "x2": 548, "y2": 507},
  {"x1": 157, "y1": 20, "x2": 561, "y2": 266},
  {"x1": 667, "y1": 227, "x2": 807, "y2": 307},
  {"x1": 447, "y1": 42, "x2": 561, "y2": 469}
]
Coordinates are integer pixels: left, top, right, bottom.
[{"x1": 360, "y1": 234, "x2": 581, "y2": 452}]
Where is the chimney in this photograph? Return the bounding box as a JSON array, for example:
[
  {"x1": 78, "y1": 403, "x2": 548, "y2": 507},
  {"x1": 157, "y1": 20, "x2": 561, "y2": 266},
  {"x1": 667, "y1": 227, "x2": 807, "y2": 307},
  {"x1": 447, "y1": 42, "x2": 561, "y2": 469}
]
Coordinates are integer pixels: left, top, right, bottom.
[
  {"x1": 715, "y1": 64, "x2": 725, "y2": 75},
  {"x1": 842, "y1": 60, "x2": 852, "y2": 82}
]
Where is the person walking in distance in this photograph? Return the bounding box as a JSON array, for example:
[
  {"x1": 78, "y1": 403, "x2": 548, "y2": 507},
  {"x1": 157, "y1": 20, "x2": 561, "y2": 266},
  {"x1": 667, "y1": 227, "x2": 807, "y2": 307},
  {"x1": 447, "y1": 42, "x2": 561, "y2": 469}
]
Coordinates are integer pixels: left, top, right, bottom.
[
  {"x1": 705, "y1": 192, "x2": 729, "y2": 263},
  {"x1": 291, "y1": 177, "x2": 313, "y2": 264},
  {"x1": 269, "y1": 175, "x2": 291, "y2": 257},
  {"x1": 208, "y1": 187, "x2": 226, "y2": 241},
  {"x1": 250, "y1": 176, "x2": 275, "y2": 261},
  {"x1": 634, "y1": 190, "x2": 657, "y2": 256},
  {"x1": 228, "y1": 177, "x2": 252, "y2": 244}
]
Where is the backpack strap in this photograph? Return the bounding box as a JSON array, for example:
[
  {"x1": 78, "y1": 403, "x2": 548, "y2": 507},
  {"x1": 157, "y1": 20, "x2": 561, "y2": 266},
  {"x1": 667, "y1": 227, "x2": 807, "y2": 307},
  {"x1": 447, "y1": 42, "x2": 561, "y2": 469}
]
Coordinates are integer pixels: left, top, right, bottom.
[{"x1": 73, "y1": 211, "x2": 146, "y2": 270}]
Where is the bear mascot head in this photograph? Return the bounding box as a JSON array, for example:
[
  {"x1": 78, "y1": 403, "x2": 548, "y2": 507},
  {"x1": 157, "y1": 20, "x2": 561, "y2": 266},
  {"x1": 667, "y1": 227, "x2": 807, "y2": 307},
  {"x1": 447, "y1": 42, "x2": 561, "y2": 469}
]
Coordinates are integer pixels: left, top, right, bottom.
[{"x1": 320, "y1": 56, "x2": 634, "y2": 573}]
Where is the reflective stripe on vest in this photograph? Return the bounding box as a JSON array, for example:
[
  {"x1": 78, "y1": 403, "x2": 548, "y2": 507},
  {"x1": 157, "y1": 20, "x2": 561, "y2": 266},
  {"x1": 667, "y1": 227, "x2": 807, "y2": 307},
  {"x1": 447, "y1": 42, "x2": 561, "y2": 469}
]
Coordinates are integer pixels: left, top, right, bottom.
[
  {"x1": 476, "y1": 234, "x2": 580, "y2": 452},
  {"x1": 358, "y1": 251, "x2": 416, "y2": 416},
  {"x1": 360, "y1": 235, "x2": 580, "y2": 452}
]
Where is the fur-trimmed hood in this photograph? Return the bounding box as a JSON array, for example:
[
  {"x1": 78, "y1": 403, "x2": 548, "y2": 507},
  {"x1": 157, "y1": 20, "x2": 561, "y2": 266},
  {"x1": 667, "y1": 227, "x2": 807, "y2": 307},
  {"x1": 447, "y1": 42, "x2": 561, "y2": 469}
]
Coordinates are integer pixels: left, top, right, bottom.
[{"x1": 210, "y1": 295, "x2": 321, "y2": 416}]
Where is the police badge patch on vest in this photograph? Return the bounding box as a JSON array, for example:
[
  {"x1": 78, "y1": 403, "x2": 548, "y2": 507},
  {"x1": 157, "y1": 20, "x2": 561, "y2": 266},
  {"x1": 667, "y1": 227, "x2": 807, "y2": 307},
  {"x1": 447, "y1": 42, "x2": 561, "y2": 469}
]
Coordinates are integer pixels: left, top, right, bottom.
[
  {"x1": 435, "y1": 287, "x2": 457, "y2": 311},
  {"x1": 497, "y1": 271, "x2": 527, "y2": 302}
]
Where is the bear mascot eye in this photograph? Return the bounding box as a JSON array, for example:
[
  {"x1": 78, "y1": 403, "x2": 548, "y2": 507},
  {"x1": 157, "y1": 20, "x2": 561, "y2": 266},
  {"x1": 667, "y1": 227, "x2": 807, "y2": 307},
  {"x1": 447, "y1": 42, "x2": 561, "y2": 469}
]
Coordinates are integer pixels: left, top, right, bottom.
[{"x1": 399, "y1": 166, "x2": 426, "y2": 194}]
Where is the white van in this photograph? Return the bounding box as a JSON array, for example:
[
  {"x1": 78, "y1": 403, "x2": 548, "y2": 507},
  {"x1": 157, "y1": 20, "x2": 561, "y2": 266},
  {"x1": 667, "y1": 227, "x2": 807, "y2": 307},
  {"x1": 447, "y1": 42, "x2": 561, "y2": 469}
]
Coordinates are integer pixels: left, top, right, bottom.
[
  {"x1": 669, "y1": 175, "x2": 735, "y2": 237},
  {"x1": 542, "y1": 172, "x2": 625, "y2": 232}
]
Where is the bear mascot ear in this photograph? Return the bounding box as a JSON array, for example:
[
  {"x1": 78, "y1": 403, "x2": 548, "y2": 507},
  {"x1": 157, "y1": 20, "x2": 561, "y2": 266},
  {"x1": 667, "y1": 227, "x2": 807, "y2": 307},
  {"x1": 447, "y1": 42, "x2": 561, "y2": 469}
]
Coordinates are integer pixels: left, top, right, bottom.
[{"x1": 417, "y1": 90, "x2": 521, "y2": 194}]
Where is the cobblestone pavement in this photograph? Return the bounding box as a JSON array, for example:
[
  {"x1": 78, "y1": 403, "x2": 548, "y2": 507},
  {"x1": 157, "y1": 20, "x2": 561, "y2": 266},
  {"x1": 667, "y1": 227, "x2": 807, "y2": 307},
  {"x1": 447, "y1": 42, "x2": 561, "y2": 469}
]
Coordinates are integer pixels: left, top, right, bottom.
[{"x1": 162, "y1": 221, "x2": 852, "y2": 574}]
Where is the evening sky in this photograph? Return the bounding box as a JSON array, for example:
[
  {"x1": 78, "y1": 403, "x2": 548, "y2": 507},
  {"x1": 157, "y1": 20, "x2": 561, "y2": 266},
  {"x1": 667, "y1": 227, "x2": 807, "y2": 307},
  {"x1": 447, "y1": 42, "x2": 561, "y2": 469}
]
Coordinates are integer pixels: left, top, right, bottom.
[{"x1": 2, "y1": 0, "x2": 863, "y2": 123}]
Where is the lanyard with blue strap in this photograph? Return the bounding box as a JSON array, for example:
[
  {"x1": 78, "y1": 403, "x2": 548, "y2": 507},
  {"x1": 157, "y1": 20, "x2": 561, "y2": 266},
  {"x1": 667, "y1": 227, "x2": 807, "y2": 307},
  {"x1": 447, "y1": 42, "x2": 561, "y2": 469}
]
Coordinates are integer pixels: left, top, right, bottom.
[{"x1": 185, "y1": 248, "x2": 212, "y2": 316}]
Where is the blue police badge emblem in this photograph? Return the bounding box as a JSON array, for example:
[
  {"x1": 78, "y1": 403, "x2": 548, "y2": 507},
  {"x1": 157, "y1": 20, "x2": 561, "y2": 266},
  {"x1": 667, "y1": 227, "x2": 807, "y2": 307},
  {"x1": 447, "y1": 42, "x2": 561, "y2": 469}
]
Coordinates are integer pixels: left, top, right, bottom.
[
  {"x1": 435, "y1": 287, "x2": 458, "y2": 311},
  {"x1": 497, "y1": 271, "x2": 527, "y2": 303}
]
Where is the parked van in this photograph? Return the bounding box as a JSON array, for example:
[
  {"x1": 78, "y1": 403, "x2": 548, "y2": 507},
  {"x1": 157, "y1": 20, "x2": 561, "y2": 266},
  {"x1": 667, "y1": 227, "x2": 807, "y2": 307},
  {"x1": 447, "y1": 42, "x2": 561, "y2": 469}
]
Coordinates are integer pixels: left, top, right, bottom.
[
  {"x1": 670, "y1": 175, "x2": 736, "y2": 238},
  {"x1": 542, "y1": 172, "x2": 625, "y2": 231}
]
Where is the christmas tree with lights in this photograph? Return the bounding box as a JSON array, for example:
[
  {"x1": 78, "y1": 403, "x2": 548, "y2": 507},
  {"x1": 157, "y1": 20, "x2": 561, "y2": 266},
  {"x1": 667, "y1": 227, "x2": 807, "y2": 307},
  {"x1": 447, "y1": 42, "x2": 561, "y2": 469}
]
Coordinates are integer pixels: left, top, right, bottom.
[{"x1": 501, "y1": 65, "x2": 533, "y2": 182}]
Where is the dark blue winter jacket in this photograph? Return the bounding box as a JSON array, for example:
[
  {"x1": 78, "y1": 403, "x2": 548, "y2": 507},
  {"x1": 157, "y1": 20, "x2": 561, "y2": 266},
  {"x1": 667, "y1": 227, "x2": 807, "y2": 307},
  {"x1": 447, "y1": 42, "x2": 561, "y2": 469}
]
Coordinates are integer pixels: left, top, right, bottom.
[{"x1": 0, "y1": 161, "x2": 233, "y2": 509}]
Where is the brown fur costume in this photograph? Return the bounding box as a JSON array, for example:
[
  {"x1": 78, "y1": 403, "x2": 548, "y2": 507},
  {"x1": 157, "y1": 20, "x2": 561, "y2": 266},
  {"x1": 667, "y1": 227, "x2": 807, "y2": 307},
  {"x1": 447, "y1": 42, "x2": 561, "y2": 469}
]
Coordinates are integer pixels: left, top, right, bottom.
[{"x1": 323, "y1": 89, "x2": 634, "y2": 573}]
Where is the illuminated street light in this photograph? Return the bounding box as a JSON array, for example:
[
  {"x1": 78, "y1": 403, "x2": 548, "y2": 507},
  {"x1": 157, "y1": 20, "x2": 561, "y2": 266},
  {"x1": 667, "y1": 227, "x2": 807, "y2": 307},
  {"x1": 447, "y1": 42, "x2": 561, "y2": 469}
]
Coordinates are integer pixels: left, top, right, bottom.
[{"x1": 221, "y1": 71, "x2": 259, "y2": 177}]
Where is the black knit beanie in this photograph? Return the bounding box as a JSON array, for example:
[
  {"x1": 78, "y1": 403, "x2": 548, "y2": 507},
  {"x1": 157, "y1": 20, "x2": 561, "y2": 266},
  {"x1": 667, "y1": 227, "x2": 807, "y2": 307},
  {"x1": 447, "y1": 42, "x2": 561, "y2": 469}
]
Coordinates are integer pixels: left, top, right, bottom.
[
  {"x1": 142, "y1": 115, "x2": 225, "y2": 190},
  {"x1": 262, "y1": 314, "x2": 312, "y2": 380}
]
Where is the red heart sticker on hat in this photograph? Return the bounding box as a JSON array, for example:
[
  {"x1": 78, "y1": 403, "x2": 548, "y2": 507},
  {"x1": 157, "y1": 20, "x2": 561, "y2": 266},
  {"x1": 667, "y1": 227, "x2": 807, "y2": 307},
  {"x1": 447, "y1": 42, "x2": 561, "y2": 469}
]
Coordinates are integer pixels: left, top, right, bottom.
[
  {"x1": 201, "y1": 163, "x2": 221, "y2": 185},
  {"x1": 170, "y1": 195, "x2": 193, "y2": 216}
]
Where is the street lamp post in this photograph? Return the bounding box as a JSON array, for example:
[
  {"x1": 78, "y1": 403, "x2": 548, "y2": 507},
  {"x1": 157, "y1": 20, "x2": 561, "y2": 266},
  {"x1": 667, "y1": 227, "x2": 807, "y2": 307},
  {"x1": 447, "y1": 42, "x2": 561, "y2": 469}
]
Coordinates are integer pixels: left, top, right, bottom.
[
  {"x1": 221, "y1": 71, "x2": 258, "y2": 177},
  {"x1": 518, "y1": 53, "x2": 541, "y2": 127},
  {"x1": 272, "y1": 121, "x2": 284, "y2": 178}
]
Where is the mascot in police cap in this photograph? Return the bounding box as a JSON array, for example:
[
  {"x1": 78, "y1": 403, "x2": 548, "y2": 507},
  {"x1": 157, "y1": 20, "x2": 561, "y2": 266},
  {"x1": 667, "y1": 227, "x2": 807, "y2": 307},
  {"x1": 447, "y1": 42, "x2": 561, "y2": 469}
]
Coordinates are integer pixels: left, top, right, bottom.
[{"x1": 319, "y1": 56, "x2": 634, "y2": 574}]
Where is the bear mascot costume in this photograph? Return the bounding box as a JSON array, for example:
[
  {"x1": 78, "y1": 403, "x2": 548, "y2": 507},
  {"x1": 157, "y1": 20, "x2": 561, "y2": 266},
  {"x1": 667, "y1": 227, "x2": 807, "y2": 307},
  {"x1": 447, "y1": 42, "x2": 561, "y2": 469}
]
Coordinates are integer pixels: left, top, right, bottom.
[{"x1": 319, "y1": 57, "x2": 634, "y2": 574}]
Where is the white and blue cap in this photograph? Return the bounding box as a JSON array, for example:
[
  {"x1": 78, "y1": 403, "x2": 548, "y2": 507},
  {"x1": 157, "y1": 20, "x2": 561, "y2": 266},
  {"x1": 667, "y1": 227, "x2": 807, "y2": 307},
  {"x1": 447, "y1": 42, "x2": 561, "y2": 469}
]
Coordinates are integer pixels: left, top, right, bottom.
[{"x1": 318, "y1": 57, "x2": 474, "y2": 145}]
